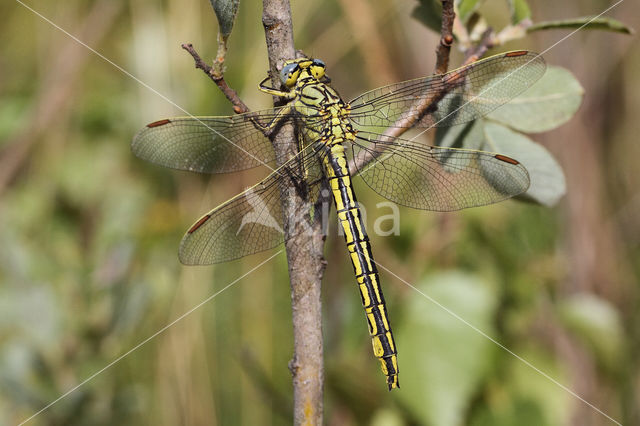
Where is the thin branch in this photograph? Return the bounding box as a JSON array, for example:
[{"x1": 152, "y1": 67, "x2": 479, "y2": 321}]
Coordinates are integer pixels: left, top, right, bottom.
[
  {"x1": 434, "y1": 0, "x2": 455, "y2": 74},
  {"x1": 262, "y1": 1, "x2": 325, "y2": 425},
  {"x1": 181, "y1": 43, "x2": 250, "y2": 114},
  {"x1": 186, "y1": 6, "x2": 325, "y2": 424},
  {"x1": 347, "y1": 1, "x2": 489, "y2": 175},
  {"x1": 348, "y1": 0, "x2": 458, "y2": 174},
  {"x1": 463, "y1": 28, "x2": 495, "y2": 66},
  {"x1": 347, "y1": 78, "x2": 458, "y2": 174}
]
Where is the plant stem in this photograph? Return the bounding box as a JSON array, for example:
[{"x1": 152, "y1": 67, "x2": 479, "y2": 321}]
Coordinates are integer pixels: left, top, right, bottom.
[
  {"x1": 434, "y1": 0, "x2": 455, "y2": 74},
  {"x1": 262, "y1": 1, "x2": 326, "y2": 425},
  {"x1": 181, "y1": 43, "x2": 250, "y2": 114}
]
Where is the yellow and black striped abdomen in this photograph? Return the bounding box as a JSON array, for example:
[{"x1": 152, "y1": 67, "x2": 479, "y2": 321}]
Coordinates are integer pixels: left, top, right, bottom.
[{"x1": 323, "y1": 142, "x2": 399, "y2": 390}]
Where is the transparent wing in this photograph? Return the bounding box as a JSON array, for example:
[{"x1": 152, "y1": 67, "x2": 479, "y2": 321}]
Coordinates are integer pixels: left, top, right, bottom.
[
  {"x1": 179, "y1": 143, "x2": 327, "y2": 265},
  {"x1": 351, "y1": 132, "x2": 530, "y2": 211},
  {"x1": 348, "y1": 51, "x2": 546, "y2": 130},
  {"x1": 132, "y1": 107, "x2": 295, "y2": 173}
]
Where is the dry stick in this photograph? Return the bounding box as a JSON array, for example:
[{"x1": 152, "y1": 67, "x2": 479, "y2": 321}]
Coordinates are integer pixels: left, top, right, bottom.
[
  {"x1": 182, "y1": 42, "x2": 281, "y2": 140},
  {"x1": 183, "y1": 11, "x2": 324, "y2": 421},
  {"x1": 184, "y1": 11, "x2": 325, "y2": 422},
  {"x1": 435, "y1": 0, "x2": 455, "y2": 75},
  {"x1": 463, "y1": 28, "x2": 495, "y2": 66},
  {"x1": 181, "y1": 43, "x2": 250, "y2": 114},
  {"x1": 262, "y1": 2, "x2": 326, "y2": 426}
]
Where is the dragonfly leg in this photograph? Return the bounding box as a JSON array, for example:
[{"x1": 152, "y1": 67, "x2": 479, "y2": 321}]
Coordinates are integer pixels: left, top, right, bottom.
[{"x1": 258, "y1": 76, "x2": 296, "y2": 99}]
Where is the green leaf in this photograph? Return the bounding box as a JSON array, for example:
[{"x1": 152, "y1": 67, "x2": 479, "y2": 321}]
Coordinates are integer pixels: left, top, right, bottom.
[
  {"x1": 558, "y1": 293, "x2": 624, "y2": 369},
  {"x1": 209, "y1": 0, "x2": 240, "y2": 38},
  {"x1": 412, "y1": 0, "x2": 443, "y2": 33},
  {"x1": 397, "y1": 272, "x2": 497, "y2": 426},
  {"x1": 482, "y1": 122, "x2": 566, "y2": 207},
  {"x1": 508, "y1": 0, "x2": 531, "y2": 24},
  {"x1": 457, "y1": 0, "x2": 482, "y2": 24},
  {"x1": 488, "y1": 66, "x2": 584, "y2": 134},
  {"x1": 527, "y1": 16, "x2": 634, "y2": 35}
]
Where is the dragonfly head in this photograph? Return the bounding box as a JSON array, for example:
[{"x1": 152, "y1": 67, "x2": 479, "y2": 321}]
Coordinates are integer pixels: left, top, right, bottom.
[{"x1": 280, "y1": 58, "x2": 326, "y2": 87}]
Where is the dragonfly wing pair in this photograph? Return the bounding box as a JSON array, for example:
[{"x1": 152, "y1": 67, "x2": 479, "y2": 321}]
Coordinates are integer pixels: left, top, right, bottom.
[
  {"x1": 132, "y1": 50, "x2": 545, "y2": 263},
  {"x1": 133, "y1": 50, "x2": 546, "y2": 390}
]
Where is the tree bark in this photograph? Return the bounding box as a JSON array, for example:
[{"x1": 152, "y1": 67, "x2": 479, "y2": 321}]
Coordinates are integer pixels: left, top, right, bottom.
[
  {"x1": 434, "y1": 0, "x2": 455, "y2": 75},
  {"x1": 262, "y1": 1, "x2": 326, "y2": 425}
]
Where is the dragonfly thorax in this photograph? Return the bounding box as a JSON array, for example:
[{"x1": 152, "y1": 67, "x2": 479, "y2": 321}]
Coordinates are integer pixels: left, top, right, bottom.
[{"x1": 294, "y1": 84, "x2": 354, "y2": 147}]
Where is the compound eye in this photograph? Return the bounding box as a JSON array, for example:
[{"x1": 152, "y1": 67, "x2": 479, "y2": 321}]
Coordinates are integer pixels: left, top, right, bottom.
[
  {"x1": 310, "y1": 59, "x2": 326, "y2": 79},
  {"x1": 280, "y1": 63, "x2": 300, "y2": 87}
]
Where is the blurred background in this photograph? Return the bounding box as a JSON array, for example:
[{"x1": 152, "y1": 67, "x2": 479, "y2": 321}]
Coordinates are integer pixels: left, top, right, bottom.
[{"x1": 0, "y1": 0, "x2": 638, "y2": 425}]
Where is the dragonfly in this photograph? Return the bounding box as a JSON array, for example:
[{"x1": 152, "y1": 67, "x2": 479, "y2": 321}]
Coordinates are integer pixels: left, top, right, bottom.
[{"x1": 132, "y1": 50, "x2": 546, "y2": 390}]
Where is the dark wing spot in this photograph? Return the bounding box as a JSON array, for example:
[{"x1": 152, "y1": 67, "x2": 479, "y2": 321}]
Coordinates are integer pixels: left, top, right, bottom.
[
  {"x1": 147, "y1": 118, "x2": 172, "y2": 128},
  {"x1": 495, "y1": 154, "x2": 520, "y2": 165},
  {"x1": 505, "y1": 50, "x2": 528, "y2": 57},
  {"x1": 188, "y1": 214, "x2": 211, "y2": 233}
]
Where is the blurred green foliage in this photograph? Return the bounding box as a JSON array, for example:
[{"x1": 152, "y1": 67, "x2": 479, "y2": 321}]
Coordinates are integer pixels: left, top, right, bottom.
[{"x1": 0, "y1": 0, "x2": 637, "y2": 425}]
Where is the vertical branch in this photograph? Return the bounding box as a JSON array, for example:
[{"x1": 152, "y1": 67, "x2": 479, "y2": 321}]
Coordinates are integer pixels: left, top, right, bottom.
[
  {"x1": 434, "y1": 0, "x2": 455, "y2": 74},
  {"x1": 262, "y1": 1, "x2": 326, "y2": 425}
]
